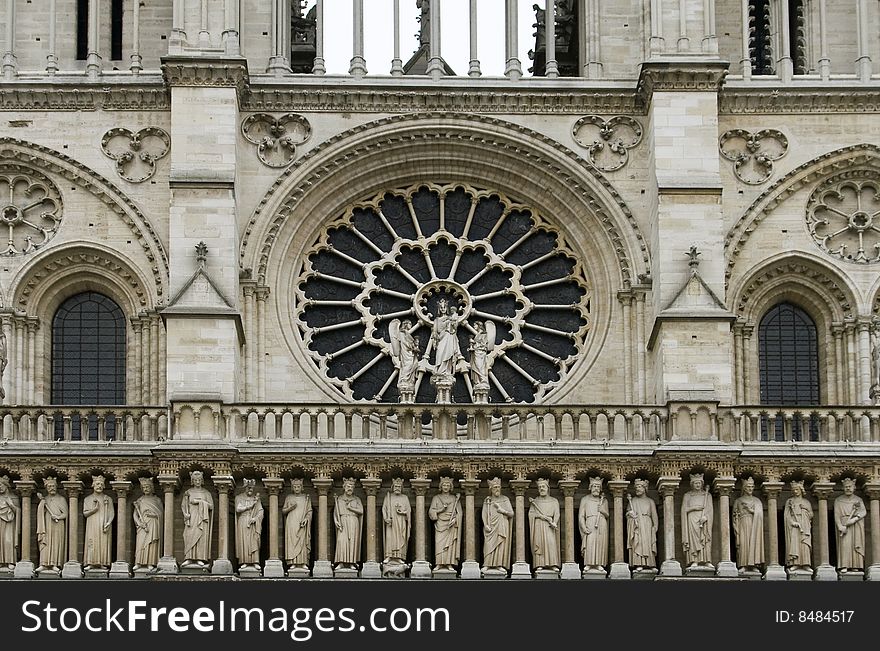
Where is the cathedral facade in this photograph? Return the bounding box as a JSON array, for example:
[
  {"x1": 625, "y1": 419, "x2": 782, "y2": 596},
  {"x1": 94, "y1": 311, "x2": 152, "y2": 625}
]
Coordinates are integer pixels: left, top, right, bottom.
[{"x1": 0, "y1": 0, "x2": 878, "y2": 581}]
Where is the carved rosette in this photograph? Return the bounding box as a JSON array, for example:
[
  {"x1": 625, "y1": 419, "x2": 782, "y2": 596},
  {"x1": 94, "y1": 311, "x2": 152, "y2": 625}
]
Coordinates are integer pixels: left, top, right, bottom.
[
  {"x1": 0, "y1": 167, "x2": 62, "y2": 256},
  {"x1": 100, "y1": 127, "x2": 170, "y2": 183},
  {"x1": 294, "y1": 183, "x2": 591, "y2": 404},
  {"x1": 241, "y1": 113, "x2": 311, "y2": 168},
  {"x1": 719, "y1": 129, "x2": 788, "y2": 185},
  {"x1": 806, "y1": 171, "x2": 880, "y2": 264},
  {"x1": 572, "y1": 116, "x2": 642, "y2": 172}
]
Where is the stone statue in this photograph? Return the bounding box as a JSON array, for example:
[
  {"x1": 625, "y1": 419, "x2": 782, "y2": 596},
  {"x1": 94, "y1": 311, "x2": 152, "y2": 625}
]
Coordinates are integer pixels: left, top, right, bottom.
[
  {"x1": 0, "y1": 329, "x2": 6, "y2": 401},
  {"x1": 235, "y1": 478, "x2": 264, "y2": 569},
  {"x1": 579, "y1": 476, "x2": 609, "y2": 570},
  {"x1": 35, "y1": 477, "x2": 67, "y2": 573},
  {"x1": 732, "y1": 477, "x2": 764, "y2": 571},
  {"x1": 528, "y1": 478, "x2": 560, "y2": 571},
  {"x1": 283, "y1": 478, "x2": 312, "y2": 570},
  {"x1": 872, "y1": 332, "x2": 880, "y2": 402},
  {"x1": 834, "y1": 477, "x2": 867, "y2": 572},
  {"x1": 0, "y1": 475, "x2": 19, "y2": 569},
  {"x1": 784, "y1": 480, "x2": 813, "y2": 570},
  {"x1": 389, "y1": 319, "x2": 421, "y2": 403},
  {"x1": 82, "y1": 475, "x2": 114, "y2": 570},
  {"x1": 333, "y1": 477, "x2": 363, "y2": 570},
  {"x1": 181, "y1": 470, "x2": 214, "y2": 568},
  {"x1": 133, "y1": 477, "x2": 163, "y2": 571},
  {"x1": 481, "y1": 477, "x2": 513, "y2": 574},
  {"x1": 382, "y1": 477, "x2": 411, "y2": 568},
  {"x1": 468, "y1": 320, "x2": 496, "y2": 402},
  {"x1": 626, "y1": 478, "x2": 658, "y2": 569},
  {"x1": 681, "y1": 473, "x2": 714, "y2": 567},
  {"x1": 428, "y1": 476, "x2": 461, "y2": 571},
  {"x1": 430, "y1": 298, "x2": 464, "y2": 391}
]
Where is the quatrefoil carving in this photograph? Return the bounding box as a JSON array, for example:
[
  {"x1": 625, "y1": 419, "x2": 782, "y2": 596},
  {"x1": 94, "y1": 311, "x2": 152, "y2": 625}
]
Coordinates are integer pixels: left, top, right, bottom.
[
  {"x1": 572, "y1": 115, "x2": 643, "y2": 172},
  {"x1": 241, "y1": 113, "x2": 312, "y2": 168},
  {"x1": 719, "y1": 129, "x2": 788, "y2": 185},
  {"x1": 101, "y1": 127, "x2": 170, "y2": 183}
]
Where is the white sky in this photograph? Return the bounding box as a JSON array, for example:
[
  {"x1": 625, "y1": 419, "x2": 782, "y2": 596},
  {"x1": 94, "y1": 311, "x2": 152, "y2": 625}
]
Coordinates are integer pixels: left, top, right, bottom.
[{"x1": 308, "y1": 0, "x2": 547, "y2": 77}]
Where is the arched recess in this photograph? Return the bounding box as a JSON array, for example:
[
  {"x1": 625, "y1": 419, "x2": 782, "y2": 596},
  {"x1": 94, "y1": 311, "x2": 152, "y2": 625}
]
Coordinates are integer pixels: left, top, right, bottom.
[
  {"x1": 240, "y1": 112, "x2": 650, "y2": 403},
  {"x1": 729, "y1": 253, "x2": 859, "y2": 404},
  {"x1": 725, "y1": 143, "x2": 880, "y2": 286},
  {"x1": 6, "y1": 242, "x2": 165, "y2": 406}
]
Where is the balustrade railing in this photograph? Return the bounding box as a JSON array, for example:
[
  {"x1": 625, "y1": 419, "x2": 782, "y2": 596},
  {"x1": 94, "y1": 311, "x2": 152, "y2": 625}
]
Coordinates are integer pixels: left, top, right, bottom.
[{"x1": 0, "y1": 406, "x2": 167, "y2": 442}]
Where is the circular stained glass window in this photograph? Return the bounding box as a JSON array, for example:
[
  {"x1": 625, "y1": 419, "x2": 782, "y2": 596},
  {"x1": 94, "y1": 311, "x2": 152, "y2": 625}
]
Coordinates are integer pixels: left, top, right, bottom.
[{"x1": 294, "y1": 184, "x2": 591, "y2": 403}]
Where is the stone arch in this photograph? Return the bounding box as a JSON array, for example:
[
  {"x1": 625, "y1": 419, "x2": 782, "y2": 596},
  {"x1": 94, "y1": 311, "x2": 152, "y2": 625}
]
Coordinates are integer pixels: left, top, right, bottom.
[
  {"x1": 725, "y1": 143, "x2": 880, "y2": 285},
  {"x1": 0, "y1": 137, "x2": 168, "y2": 301},
  {"x1": 729, "y1": 252, "x2": 859, "y2": 404},
  {"x1": 241, "y1": 112, "x2": 649, "y2": 404}
]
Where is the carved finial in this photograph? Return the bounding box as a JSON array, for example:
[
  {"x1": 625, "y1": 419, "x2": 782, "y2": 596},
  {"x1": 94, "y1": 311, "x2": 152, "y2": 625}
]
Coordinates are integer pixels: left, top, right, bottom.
[
  {"x1": 686, "y1": 245, "x2": 701, "y2": 270},
  {"x1": 195, "y1": 241, "x2": 208, "y2": 266}
]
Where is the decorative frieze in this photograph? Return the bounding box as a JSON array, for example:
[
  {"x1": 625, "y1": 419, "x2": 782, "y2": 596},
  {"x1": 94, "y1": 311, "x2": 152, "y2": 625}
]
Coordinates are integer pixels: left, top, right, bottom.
[
  {"x1": 572, "y1": 115, "x2": 643, "y2": 172},
  {"x1": 101, "y1": 127, "x2": 170, "y2": 183},
  {"x1": 719, "y1": 129, "x2": 788, "y2": 185},
  {"x1": 241, "y1": 113, "x2": 311, "y2": 168}
]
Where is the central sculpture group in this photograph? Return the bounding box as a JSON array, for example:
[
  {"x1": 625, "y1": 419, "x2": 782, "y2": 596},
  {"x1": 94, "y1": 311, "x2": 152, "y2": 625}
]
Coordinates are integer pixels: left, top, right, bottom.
[{"x1": 0, "y1": 471, "x2": 868, "y2": 579}]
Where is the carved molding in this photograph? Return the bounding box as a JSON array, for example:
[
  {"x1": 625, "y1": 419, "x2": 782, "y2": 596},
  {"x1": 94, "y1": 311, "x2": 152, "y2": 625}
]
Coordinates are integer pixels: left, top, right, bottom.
[
  {"x1": 637, "y1": 61, "x2": 729, "y2": 102},
  {"x1": 724, "y1": 143, "x2": 880, "y2": 285},
  {"x1": 0, "y1": 82, "x2": 169, "y2": 111},
  {"x1": 806, "y1": 170, "x2": 880, "y2": 264},
  {"x1": 0, "y1": 166, "x2": 62, "y2": 256},
  {"x1": 719, "y1": 129, "x2": 788, "y2": 185},
  {"x1": 240, "y1": 112, "x2": 650, "y2": 288},
  {"x1": 572, "y1": 115, "x2": 643, "y2": 172},
  {"x1": 0, "y1": 137, "x2": 168, "y2": 299},
  {"x1": 720, "y1": 87, "x2": 880, "y2": 114},
  {"x1": 101, "y1": 127, "x2": 171, "y2": 183},
  {"x1": 241, "y1": 113, "x2": 311, "y2": 168}
]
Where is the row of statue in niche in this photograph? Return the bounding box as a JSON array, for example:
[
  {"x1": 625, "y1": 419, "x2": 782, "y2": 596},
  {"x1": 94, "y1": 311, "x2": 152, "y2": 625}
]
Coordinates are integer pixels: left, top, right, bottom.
[{"x1": 0, "y1": 472, "x2": 869, "y2": 578}]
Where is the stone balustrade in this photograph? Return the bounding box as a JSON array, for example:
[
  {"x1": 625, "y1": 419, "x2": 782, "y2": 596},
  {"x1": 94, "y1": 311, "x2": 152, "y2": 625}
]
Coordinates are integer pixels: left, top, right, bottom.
[{"x1": 0, "y1": 406, "x2": 167, "y2": 442}]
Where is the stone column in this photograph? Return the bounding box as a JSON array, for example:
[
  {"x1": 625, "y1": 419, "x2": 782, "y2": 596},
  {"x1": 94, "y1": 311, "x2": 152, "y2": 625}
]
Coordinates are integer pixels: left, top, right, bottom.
[
  {"x1": 713, "y1": 477, "x2": 738, "y2": 577},
  {"x1": 312, "y1": 478, "x2": 333, "y2": 578},
  {"x1": 157, "y1": 476, "x2": 178, "y2": 574},
  {"x1": 544, "y1": 0, "x2": 558, "y2": 77},
  {"x1": 109, "y1": 481, "x2": 132, "y2": 578},
  {"x1": 211, "y1": 476, "x2": 233, "y2": 575},
  {"x1": 1, "y1": 0, "x2": 17, "y2": 80},
  {"x1": 359, "y1": 477, "x2": 381, "y2": 578},
  {"x1": 608, "y1": 480, "x2": 631, "y2": 579},
  {"x1": 13, "y1": 481, "x2": 35, "y2": 578},
  {"x1": 85, "y1": 0, "x2": 102, "y2": 79},
  {"x1": 348, "y1": 0, "x2": 367, "y2": 77},
  {"x1": 762, "y1": 481, "x2": 786, "y2": 580},
  {"x1": 467, "y1": 0, "x2": 480, "y2": 77},
  {"x1": 459, "y1": 479, "x2": 480, "y2": 579},
  {"x1": 61, "y1": 480, "x2": 83, "y2": 578},
  {"x1": 410, "y1": 478, "x2": 432, "y2": 578},
  {"x1": 262, "y1": 477, "x2": 285, "y2": 578},
  {"x1": 558, "y1": 479, "x2": 580, "y2": 579},
  {"x1": 503, "y1": 0, "x2": 522, "y2": 80},
  {"x1": 425, "y1": 0, "x2": 443, "y2": 80},
  {"x1": 865, "y1": 482, "x2": 880, "y2": 580},
  {"x1": 510, "y1": 479, "x2": 531, "y2": 578},
  {"x1": 390, "y1": 0, "x2": 403, "y2": 75},
  {"x1": 657, "y1": 478, "x2": 682, "y2": 576},
  {"x1": 812, "y1": 482, "x2": 838, "y2": 581},
  {"x1": 856, "y1": 0, "x2": 873, "y2": 81},
  {"x1": 312, "y1": 0, "x2": 325, "y2": 74}
]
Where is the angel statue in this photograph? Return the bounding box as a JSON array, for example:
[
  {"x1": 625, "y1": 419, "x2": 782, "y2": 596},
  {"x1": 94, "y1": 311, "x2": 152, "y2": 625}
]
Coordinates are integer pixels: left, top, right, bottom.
[
  {"x1": 389, "y1": 319, "x2": 421, "y2": 403},
  {"x1": 468, "y1": 321, "x2": 496, "y2": 403}
]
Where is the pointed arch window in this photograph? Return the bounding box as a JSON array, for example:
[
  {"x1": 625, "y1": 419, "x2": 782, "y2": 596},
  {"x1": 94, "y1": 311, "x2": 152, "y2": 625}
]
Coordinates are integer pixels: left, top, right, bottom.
[{"x1": 758, "y1": 302, "x2": 819, "y2": 440}]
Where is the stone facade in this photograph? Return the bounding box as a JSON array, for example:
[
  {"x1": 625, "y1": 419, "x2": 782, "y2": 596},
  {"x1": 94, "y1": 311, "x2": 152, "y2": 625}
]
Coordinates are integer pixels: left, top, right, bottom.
[{"x1": 0, "y1": 0, "x2": 879, "y2": 581}]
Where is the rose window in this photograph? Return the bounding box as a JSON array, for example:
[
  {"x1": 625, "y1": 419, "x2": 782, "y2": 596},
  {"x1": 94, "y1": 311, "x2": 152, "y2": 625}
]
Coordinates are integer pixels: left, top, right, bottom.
[
  {"x1": 294, "y1": 184, "x2": 591, "y2": 403},
  {"x1": 806, "y1": 173, "x2": 880, "y2": 264},
  {"x1": 0, "y1": 169, "x2": 62, "y2": 256}
]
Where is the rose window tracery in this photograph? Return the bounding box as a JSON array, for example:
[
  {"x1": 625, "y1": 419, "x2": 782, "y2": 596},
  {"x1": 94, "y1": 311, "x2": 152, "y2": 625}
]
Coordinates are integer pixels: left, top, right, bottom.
[
  {"x1": 294, "y1": 184, "x2": 591, "y2": 403},
  {"x1": 0, "y1": 168, "x2": 62, "y2": 255},
  {"x1": 806, "y1": 172, "x2": 880, "y2": 264}
]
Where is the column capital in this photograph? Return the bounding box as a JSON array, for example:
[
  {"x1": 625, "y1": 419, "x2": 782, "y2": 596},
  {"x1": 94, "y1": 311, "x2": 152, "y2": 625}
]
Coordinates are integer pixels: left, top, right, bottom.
[
  {"x1": 558, "y1": 479, "x2": 580, "y2": 496},
  {"x1": 262, "y1": 477, "x2": 284, "y2": 495},
  {"x1": 61, "y1": 480, "x2": 83, "y2": 495},
  {"x1": 312, "y1": 477, "x2": 333, "y2": 494},
  {"x1": 459, "y1": 479, "x2": 480, "y2": 495},
  {"x1": 863, "y1": 482, "x2": 880, "y2": 500},
  {"x1": 608, "y1": 479, "x2": 630, "y2": 497},
  {"x1": 254, "y1": 286, "x2": 270, "y2": 302},
  {"x1": 110, "y1": 480, "x2": 132, "y2": 497},
  {"x1": 409, "y1": 478, "x2": 431, "y2": 495},
  {"x1": 762, "y1": 481, "x2": 785, "y2": 498},
  {"x1": 360, "y1": 477, "x2": 382, "y2": 495},
  {"x1": 157, "y1": 475, "x2": 178, "y2": 492},
  {"x1": 811, "y1": 482, "x2": 836, "y2": 500},
  {"x1": 713, "y1": 476, "x2": 736, "y2": 496},
  {"x1": 509, "y1": 479, "x2": 531, "y2": 495},
  {"x1": 212, "y1": 475, "x2": 235, "y2": 493},
  {"x1": 13, "y1": 479, "x2": 35, "y2": 496},
  {"x1": 656, "y1": 477, "x2": 680, "y2": 496}
]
